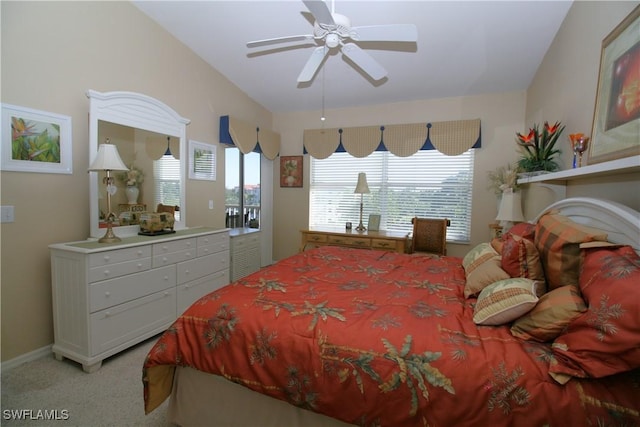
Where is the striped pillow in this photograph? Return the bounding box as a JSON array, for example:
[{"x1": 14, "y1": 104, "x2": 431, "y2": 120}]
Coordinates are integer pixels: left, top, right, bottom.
[
  {"x1": 463, "y1": 243, "x2": 509, "y2": 298},
  {"x1": 510, "y1": 286, "x2": 586, "y2": 342},
  {"x1": 534, "y1": 213, "x2": 607, "y2": 290},
  {"x1": 473, "y1": 278, "x2": 538, "y2": 325}
]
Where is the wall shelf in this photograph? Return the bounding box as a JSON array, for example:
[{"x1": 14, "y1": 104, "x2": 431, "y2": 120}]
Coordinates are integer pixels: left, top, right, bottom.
[{"x1": 516, "y1": 155, "x2": 640, "y2": 185}]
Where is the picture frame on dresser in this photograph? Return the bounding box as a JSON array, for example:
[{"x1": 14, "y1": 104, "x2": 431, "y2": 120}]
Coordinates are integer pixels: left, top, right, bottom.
[
  {"x1": 1, "y1": 103, "x2": 72, "y2": 174},
  {"x1": 589, "y1": 5, "x2": 640, "y2": 165}
]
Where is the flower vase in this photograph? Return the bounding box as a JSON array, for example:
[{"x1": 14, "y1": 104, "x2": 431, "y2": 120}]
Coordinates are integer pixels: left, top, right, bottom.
[{"x1": 125, "y1": 186, "x2": 139, "y2": 204}]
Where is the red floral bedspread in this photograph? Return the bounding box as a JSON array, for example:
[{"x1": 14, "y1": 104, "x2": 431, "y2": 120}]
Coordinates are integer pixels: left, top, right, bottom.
[{"x1": 143, "y1": 246, "x2": 639, "y2": 426}]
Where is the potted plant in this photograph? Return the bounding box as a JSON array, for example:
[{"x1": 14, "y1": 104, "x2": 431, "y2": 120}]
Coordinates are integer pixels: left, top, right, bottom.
[{"x1": 515, "y1": 121, "x2": 564, "y2": 173}]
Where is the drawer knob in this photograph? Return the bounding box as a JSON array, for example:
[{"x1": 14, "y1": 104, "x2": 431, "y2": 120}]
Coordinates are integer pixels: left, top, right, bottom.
[
  {"x1": 105, "y1": 311, "x2": 111, "y2": 317},
  {"x1": 137, "y1": 250, "x2": 143, "y2": 255},
  {"x1": 163, "y1": 291, "x2": 169, "y2": 296},
  {"x1": 137, "y1": 263, "x2": 143, "y2": 269},
  {"x1": 185, "y1": 269, "x2": 190, "y2": 275},
  {"x1": 105, "y1": 291, "x2": 111, "y2": 297},
  {"x1": 185, "y1": 252, "x2": 192, "y2": 257},
  {"x1": 187, "y1": 242, "x2": 192, "y2": 247},
  {"x1": 103, "y1": 255, "x2": 110, "y2": 261},
  {"x1": 162, "y1": 257, "x2": 168, "y2": 263},
  {"x1": 163, "y1": 276, "x2": 169, "y2": 281},
  {"x1": 103, "y1": 270, "x2": 110, "y2": 276}
]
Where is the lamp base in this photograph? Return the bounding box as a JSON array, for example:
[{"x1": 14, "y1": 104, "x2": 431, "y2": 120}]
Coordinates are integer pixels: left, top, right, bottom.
[
  {"x1": 355, "y1": 224, "x2": 366, "y2": 232},
  {"x1": 98, "y1": 225, "x2": 121, "y2": 243}
]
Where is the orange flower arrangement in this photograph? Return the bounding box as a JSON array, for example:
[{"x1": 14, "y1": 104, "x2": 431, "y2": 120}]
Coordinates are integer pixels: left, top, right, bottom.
[{"x1": 516, "y1": 121, "x2": 564, "y2": 172}]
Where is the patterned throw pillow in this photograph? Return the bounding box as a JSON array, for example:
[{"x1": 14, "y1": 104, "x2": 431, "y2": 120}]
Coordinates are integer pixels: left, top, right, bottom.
[
  {"x1": 548, "y1": 245, "x2": 640, "y2": 381},
  {"x1": 510, "y1": 286, "x2": 586, "y2": 342},
  {"x1": 501, "y1": 234, "x2": 546, "y2": 296},
  {"x1": 473, "y1": 278, "x2": 538, "y2": 326},
  {"x1": 508, "y1": 222, "x2": 536, "y2": 241},
  {"x1": 463, "y1": 243, "x2": 509, "y2": 298},
  {"x1": 534, "y1": 213, "x2": 607, "y2": 290}
]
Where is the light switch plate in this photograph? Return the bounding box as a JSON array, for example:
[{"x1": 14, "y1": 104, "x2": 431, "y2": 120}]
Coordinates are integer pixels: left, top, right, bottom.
[{"x1": 1, "y1": 206, "x2": 15, "y2": 223}]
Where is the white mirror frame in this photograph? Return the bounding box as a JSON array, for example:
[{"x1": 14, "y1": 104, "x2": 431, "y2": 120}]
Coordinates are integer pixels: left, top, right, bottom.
[{"x1": 88, "y1": 90, "x2": 190, "y2": 239}]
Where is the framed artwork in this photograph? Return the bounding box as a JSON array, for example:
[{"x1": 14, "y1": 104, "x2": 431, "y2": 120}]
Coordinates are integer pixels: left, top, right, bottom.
[
  {"x1": 188, "y1": 140, "x2": 216, "y2": 181},
  {"x1": 368, "y1": 214, "x2": 381, "y2": 232},
  {"x1": 1, "y1": 103, "x2": 72, "y2": 174},
  {"x1": 589, "y1": 6, "x2": 640, "y2": 165},
  {"x1": 280, "y1": 155, "x2": 303, "y2": 187}
]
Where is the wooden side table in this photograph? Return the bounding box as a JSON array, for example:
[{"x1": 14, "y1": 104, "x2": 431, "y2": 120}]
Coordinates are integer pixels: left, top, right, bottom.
[{"x1": 300, "y1": 227, "x2": 410, "y2": 253}]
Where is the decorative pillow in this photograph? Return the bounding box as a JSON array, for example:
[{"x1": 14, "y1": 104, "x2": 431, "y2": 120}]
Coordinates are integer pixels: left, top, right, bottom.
[
  {"x1": 473, "y1": 278, "x2": 538, "y2": 326},
  {"x1": 534, "y1": 213, "x2": 607, "y2": 290},
  {"x1": 510, "y1": 286, "x2": 586, "y2": 342},
  {"x1": 490, "y1": 237, "x2": 503, "y2": 255},
  {"x1": 508, "y1": 222, "x2": 536, "y2": 241},
  {"x1": 549, "y1": 245, "x2": 640, "y2": 381},
  {"x1": 463, "y1": 243, "x2": 509, "y2": 298},
  {"x1": 501, "y1": 234, "x2": 546, "y2": 295}
]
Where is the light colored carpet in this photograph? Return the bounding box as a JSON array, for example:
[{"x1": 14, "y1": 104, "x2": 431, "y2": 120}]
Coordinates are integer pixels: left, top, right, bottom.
[{"x1": 1, "y1": 336, "x2": 171, "y2": 426}]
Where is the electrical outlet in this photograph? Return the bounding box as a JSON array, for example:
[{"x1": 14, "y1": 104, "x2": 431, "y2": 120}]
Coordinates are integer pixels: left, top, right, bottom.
[
  {"x1": 1, "y1": 206, "x2": 15, "y2": 223},
  {"x1": 208, "y1": 200, "x2": 214, "y2": 209}
]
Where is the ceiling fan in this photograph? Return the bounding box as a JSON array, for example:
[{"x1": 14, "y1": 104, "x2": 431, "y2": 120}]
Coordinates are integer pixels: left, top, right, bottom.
[{"x1": 246, "y1": 0, "x2": 418, "y2": 83}]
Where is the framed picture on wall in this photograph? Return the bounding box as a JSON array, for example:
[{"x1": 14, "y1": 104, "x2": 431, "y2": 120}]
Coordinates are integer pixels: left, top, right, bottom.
[
  {"x1": 280, "y1": 155, "x2": 303, "y2": 187},
  {"x1": 188, "y1": 140, "x2": 216, "y2": 181},
  {"x1": 588, "y1": 6, "x2": 640, "y2": 165},
  {"x1": 1, "y1": 103, "x2": 72, "y2": 174}
]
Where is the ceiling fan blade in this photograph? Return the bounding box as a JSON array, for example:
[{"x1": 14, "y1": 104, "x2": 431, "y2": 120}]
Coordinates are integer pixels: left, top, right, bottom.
[
  {"x1": 247, "y1": 34, "x2": 314, "y2": 48},
  {"x1": 341, "y1": 43, "x2": 387, "y2": 81},
  {"x1": 297, "y1": 46, "x2": 329, "y2": 83},
  {"x1": 350, "y1": 24, "x2": 418, "y2": 42},
  {"x1": 303, "y1": 0, "x2": 335, "y2": 26}
]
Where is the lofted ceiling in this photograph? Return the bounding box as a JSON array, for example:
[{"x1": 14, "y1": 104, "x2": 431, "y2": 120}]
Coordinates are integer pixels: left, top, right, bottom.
[{"x1": 132, "y1": 0, "x2": 573, "y2": 114}]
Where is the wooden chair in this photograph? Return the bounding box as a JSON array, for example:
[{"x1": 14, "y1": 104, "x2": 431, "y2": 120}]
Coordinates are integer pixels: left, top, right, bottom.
[
  {"x1": 156, "y1": 204, "x2": 179, "y2": 215},
  {"x1": 410, "y1": 217, "x2": 449, "y2": 255}
]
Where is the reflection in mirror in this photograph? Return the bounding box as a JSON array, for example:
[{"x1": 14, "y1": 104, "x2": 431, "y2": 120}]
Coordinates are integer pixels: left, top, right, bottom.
[
  {"x1": 96, "y1": 121, "x2": 182, "y2": 229},
  {"x1": 88, "y1": 90, "x2": 190, "y2": 239}
]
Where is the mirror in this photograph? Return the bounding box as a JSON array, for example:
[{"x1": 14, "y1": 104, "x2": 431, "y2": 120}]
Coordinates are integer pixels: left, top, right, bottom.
[{"x1": 88, "y1": 90, "x2": 190, "y2": 239}]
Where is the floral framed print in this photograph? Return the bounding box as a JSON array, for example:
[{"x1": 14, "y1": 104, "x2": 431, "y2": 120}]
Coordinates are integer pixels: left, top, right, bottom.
[
  {"x1": 588, "y1": 6, "x2": 640, "y2": 165},
  {"x1": 188, "y1": 140, "x2": 216, "y2": 181},
  {"x1": 1, "y1": 103, "x2": 72, "y2": 174},
  {"x1": 280, "y1": 155, "x2": 303, "y2": 187}
]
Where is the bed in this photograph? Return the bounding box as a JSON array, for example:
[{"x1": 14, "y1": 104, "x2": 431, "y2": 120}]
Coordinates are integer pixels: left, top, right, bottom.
[{"x1": 143, "y1": 197, "x2": 640, "y2": 427}]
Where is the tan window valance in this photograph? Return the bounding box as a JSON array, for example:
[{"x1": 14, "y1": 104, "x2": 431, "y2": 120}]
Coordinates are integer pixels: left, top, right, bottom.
[
  {"x1": 220, "y1": 115, "x2": 280, "y2": 160},
  {"x1": 303, "y1": 119, "x2": 480, "y2": 158}
]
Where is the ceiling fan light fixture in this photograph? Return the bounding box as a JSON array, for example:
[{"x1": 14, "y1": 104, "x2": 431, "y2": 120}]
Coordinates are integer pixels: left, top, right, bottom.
[{"x1": 325, "y1": 33, "x2": 340, "y2": 49}]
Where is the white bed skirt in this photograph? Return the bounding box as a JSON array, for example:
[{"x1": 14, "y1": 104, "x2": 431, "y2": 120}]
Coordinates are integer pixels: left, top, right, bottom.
[{"x1": 168, "y1": 366, "x2": 355, "y2": 427}]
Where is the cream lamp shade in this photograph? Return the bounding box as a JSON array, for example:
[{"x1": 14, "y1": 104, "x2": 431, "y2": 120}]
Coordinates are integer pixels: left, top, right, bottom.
[
  {"x1": 88, "y1": 143, "x2": 129, "y2": 172},
  {"x1": 354, "y1": 172, "x2": 370, "y2": 194},
  {"x1": 496, "y1": 190, "x2": 525, "y2": 232}
]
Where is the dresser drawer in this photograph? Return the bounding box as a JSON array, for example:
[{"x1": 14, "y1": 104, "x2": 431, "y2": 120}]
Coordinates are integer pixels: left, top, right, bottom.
[
  {"x1": 178, "y1": 251, "x2": 229, "y2": 284},
  {"x1": 177, "y1": 269, "x2": 229, "y2": 315},
  {"x1": 90, "y1": 287, "x2": 176, "y2": 356},
  {"x1": 89, "y1": 265, "x2": 176, "y2": 313},
  {"x1": 328, "y1": 235, "x2": 371, "y2": 248},
  {"x1": 198, "y1": 243, "x2": 228, "y2": 257},
  {"x1": 89, "y1": 246, "x2": 151, "y2": 268},
  {"x1": 372, "y1": 238, "x2": 398, "y2": 250},
  {"x1": 305, "y1": 233, "x2": 327, "y2": 243},
  {"x1": 198, "y1": 234, "x2": 229, "y2": 251},
  {"x1": 153, "y1": 238, "x2": 197, "y2": 256},
  {"x1": 153, "y1": 248, "x2": 196, "y2": 268},
  {"x1": 89, "y1": 257, "x2": 152, "y2": 283}
]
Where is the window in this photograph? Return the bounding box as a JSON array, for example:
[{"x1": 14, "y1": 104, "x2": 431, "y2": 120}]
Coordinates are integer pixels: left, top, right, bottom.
[
  {"x1": 154, "y1": 155, "x2": 181, "y2": 220},
  {"x1": 225, "y1": 147, "x2": 261, "y2": 228},
  {"x1": 310, "y1": 150, "x2": 474, "y2": 242}
]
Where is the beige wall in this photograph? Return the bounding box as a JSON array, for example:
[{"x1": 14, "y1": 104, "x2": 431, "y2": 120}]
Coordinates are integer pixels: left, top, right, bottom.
[
  {"x1": 0, "y1": 1, "x2": 272, "y2": 361},
  {"x1": 524, "y1": 1, "x2": 640, "y2": 215}
]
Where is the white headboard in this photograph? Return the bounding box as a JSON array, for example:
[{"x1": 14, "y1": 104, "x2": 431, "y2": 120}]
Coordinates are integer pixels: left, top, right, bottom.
[{"x1": 534, "y1": 197, "x2": 640, "y2": 253}]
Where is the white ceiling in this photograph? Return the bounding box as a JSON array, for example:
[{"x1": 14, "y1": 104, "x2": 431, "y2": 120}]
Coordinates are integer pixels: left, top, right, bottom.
[{"x1": 133, "y1": 1, "x2": 573, "y2": 114}]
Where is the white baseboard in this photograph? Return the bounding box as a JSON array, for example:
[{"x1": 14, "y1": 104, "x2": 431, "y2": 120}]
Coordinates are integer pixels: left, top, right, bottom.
[{"x1": 1, "y1": 345, "x2": 52, "y2": 372}]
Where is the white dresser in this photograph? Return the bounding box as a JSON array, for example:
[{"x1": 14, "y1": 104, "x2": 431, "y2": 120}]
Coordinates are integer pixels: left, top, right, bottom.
[
  {"x1": 229, "y1": 228, "x2": 261, "y2": 281},
  {"x1": 49, "y1": 228, "x2": 229, "y2": 372}
]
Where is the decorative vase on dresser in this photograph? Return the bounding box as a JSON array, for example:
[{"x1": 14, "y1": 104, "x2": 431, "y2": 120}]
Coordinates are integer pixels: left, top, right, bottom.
[
  {"x1": 49, "y1": 228, "x2": 229, "y2": 372},
  {"x1": 125, "y1": 185, "x2": 139, "y2": 204}
]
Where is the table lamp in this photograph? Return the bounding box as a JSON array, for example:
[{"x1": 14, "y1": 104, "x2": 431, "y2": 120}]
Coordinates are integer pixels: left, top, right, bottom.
[
  {"x1": 354, "y1": 172, "x2": 370, "y2": 232},
  {"x1": 496, "y1": 189, "x2": 525, "y2": 233},
  {"x1": 89, "y1": 141, "x2": 129, "y2": 243}
]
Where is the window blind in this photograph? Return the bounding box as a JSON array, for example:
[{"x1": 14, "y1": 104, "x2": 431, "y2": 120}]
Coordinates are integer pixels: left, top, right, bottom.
[
  {"x1": 310, "y1": 150, "x2": 474, "y2": 242},
  {"x1": 154, "y1": 155, "x2": 181, "y2": 220}
]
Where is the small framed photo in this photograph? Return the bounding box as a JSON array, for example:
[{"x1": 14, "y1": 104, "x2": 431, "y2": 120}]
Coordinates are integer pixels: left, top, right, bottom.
[
  {"x1": 1, "y1": 103, "x2": 72, "y2": 174},
  {"x1": 368, "y1": 214, "x2": 381, "y2": 231},
  {"x1": 188, "y1": 140, "x2": 216, "y2": 181}
]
